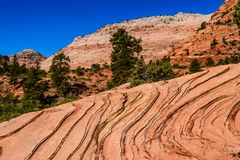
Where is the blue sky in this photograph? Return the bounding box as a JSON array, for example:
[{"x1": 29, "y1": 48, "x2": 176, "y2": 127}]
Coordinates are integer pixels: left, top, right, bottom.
[{"x1": 0, "y1": 0, "x2": 224, "y2": 57}]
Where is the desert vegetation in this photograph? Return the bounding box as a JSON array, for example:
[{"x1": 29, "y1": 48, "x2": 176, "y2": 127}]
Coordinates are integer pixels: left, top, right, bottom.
[
  {"x1": 197, "y1": 21, "x2": 207, "y2": 31},
  {"x1": 107, "y1": 28, "x2": 142, "y2": 88},
  {"x1": 211, "y1": 38, "x2": 219, "y2": 49},
  {"x1": 130, "y1": 56, "x2": 176, "y2": 86},
  {"x1": 2, "y1": 27, "x2": 240, "y2": 122},
  {"x1": 108, "y1": 28, "x2": 177, "y2": 88},
  {"x1": 0, "y1": 54, "x2": 82, "y2": 122},
  {"x1": 1, "y1": 0, "x2": 240, "y2": 122},
  {"x1": 205, "y1": 57, "x2": 215, "y2": 66},
  {"x1": 2, "y1": 61, "x2": 240, "y2": 160},
  {"x1": 233, "y1": 0, "x2": 240, "y2": 29},
  {"x1": 189, "y1": 58, "x2": 201, "y2": 73},
  {"x1": 2, "y1": 0, "x2": 240, "y2": 159}
]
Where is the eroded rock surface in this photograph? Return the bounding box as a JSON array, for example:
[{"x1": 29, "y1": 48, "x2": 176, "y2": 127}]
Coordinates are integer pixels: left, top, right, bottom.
[{"x1": 1, "y1": 64, "x2": 240, "y2": 159}]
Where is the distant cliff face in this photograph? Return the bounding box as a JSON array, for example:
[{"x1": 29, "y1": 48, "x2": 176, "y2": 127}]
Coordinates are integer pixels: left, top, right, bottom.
[
  {"x1": 41, "y1": 13, "x2": 210, "y2": 70},
  {"x1": 170, "y1": 0, "x2": 240, "y2": 66},
  {"x1": 9, "y1": 49, "x2": 46, "y2": 67}
]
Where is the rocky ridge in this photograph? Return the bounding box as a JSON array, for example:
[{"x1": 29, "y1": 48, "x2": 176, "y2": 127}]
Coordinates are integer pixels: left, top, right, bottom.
[
  {"x1": 9, "y1": 49, "x2": 46, "y2": 67},
  {"x1": 170, "y1": 0, "x2": 240, "y2": 66},
  {"x1": 41, "y1": 13, "x2": 211, "y2": 69}
]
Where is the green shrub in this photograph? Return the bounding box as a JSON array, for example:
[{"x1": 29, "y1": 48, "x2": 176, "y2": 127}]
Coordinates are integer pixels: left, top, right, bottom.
[
  {"x1": 217, "y1": 59, "x2": 224, "y2": 65},
  {"x1": 172, "y1": 64, "x2": 188, "y2": 69},
  {"x1": 211, "y1": 38, "x2": 218, "y2": 49},
  {"x1": 75, "y1": 66, "x2": 85, "y2": 76},
  {"x1": 0, "y1": 103, "x2": 23, "y2": 122},
  {"x1": 0, "y1": 94, "x2": 23, "y2": 122},
  {"x1": 221, "y1": 11, "x2": 229, "y2": 18},
  {"x1": 233, "y1": 0, "x2": 240, "y2": 29},
  {"x1": 214, "y1": 20, "x2": 221, "y2": 25},
  {"x1": 217, "y1": 56, "x2": 240, "y2": 66},
  {"x1": 103, "y1": 63, "x2": 110, "y2": 69},
  {"x1": 90, "y1": 64, "x2": 101, "y2": 72},
  {"x1": 189, "y1": 59, "x2": 201, "y2": 73},
  {"x1": 130, "y1": 56, "x2": 176, "y2": 86},
  {"x1": 198, "y1": 21, "x2": 207, "y2": 31},
  {"x1": 206, "y1": 57, "x2": 215, "y2": 66},
  {"x1": 223, "y1": 56, "x2": 230, "y2": 65},
  {"x1": 230, "y1": 55, "x2": 240, "y2": 64}
]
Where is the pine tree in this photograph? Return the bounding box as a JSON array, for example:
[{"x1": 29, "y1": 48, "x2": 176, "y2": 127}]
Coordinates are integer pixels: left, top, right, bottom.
[
  {"x1": 9, "y1": 55, "x2": 20, "y2": 84},
  {"x1": 22, "y1": 65, "x2": 47, "y2": 110},
  {"x1": 108, "y1": 28, "x2": 142, "y2": 88},
  {"x1": 49, "y1": 53, "x2": 71, "y2": 96}
]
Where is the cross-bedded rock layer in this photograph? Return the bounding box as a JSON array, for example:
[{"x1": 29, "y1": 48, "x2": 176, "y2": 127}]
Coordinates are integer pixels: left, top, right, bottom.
[{"x1": 1, "y1": 63, "x2": 240, "y2": 160}]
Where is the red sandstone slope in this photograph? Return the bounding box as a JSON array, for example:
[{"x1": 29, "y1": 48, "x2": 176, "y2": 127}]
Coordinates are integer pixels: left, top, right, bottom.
[
  {"x1": 1, "y1": 63, "x2": 240, "y2": 159},
  {"x1": 170, "y1": 0, "x2": 240, "y2": 66},
  {"x1": 41, "y1": 13, "x2": 210, "y2": 69}
]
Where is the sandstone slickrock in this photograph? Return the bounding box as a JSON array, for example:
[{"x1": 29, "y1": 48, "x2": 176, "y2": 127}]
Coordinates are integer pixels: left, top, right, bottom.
[
  {"x1": 1, "y1": 63, "x2": 240, "y2": 159},
  {"x1": 41, "y1": 13, "x2": 211, "y2": 70}
]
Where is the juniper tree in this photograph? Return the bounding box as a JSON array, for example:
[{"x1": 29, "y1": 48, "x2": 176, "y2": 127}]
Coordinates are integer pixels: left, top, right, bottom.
[
  {"x1": 144, "y1": 57, "x2": 175, "y2": 82},
  {"x1": 49, "y1": 53, "x2": 71, "y2": 96},
  {"x1": 130, "y1": 56, "x2": 175, "y2": 86}
]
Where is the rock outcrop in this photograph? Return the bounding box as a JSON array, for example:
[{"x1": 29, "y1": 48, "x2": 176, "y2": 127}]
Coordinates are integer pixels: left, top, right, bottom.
[
  {"x1": 9, "y1": 49, "x2": 46, "y2": 67},
  {"x1": 170, "y1": 0, "x2": 240, "y2": 66},
  {"x1": 41, "y1": 13, "x2": 211, "y2": 69},
  {"x1": 1, "y1": 63, "x2": 240, "y2": 159}
]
